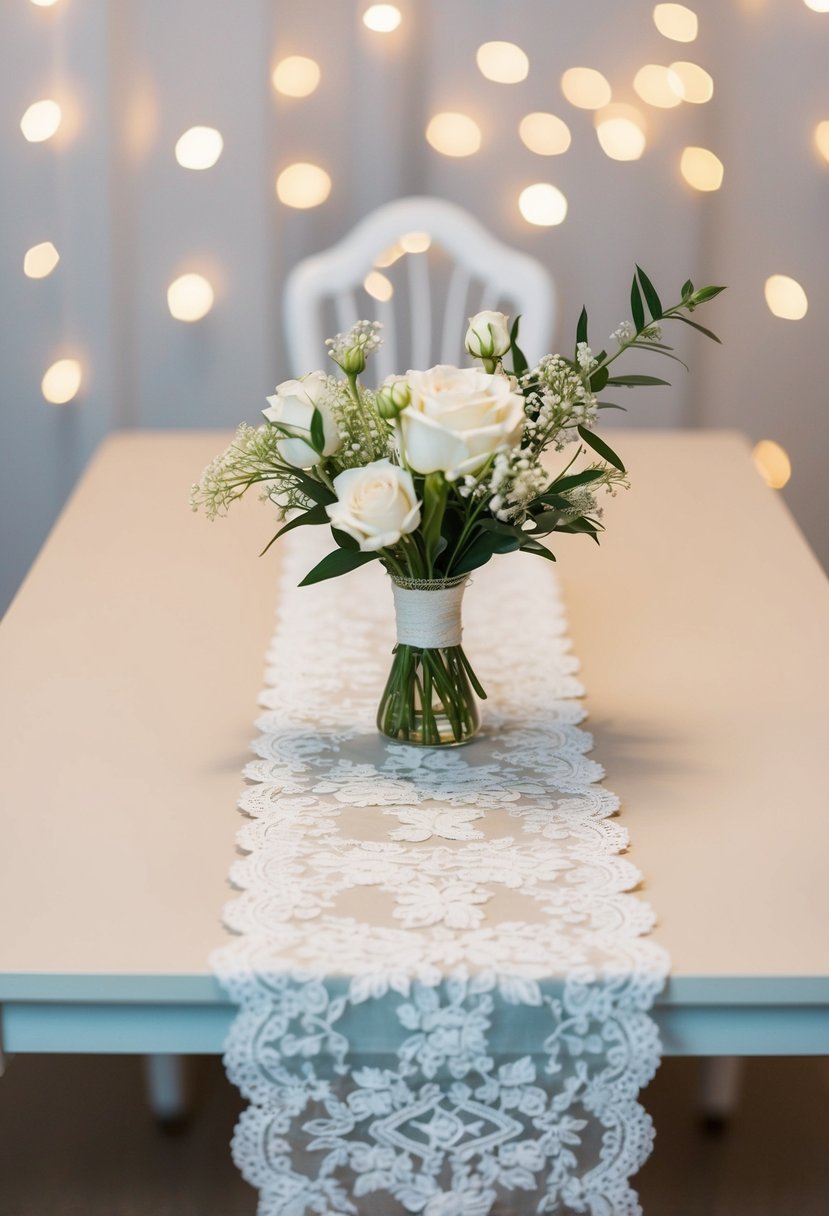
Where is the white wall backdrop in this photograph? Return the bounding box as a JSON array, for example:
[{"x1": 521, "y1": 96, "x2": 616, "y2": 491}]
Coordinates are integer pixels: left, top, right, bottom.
[{"x1": 2, "y1": 0, "x2": 828, "y2": 612}]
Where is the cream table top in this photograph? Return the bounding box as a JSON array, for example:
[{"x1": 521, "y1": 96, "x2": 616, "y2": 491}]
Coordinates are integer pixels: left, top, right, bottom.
[{"x1": 1, "y1": 431, "x2": 828, "y2": 1050}]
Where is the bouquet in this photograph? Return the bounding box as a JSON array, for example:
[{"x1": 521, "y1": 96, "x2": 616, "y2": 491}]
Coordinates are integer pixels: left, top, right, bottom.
[{"x1": 192, "y1": 268, "x2": 723, "y2": 745}]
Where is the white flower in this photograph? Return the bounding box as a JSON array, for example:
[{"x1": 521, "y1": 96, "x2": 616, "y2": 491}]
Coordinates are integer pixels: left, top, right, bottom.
[
  {"x1": 326, "y1": 459, "x2": 421, "y2": 551},
  {"x1": 400, "y1": 365, "x2": 525, "y2": 478},
  {"x1": 262, "y1": 372, "x2": 341, "y2": 468},
  {"x1": 465, "y1": 310, "x2": 511, "y2": 361}
]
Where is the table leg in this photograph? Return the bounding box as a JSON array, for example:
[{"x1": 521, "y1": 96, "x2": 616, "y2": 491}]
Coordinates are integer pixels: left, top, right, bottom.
[
  {"x1": 142, "y1": 1053, "x2": 189, "y2": 1126},
  {"x1": 697, "y1": 1056, "x2": 743, "y2": 1129}
]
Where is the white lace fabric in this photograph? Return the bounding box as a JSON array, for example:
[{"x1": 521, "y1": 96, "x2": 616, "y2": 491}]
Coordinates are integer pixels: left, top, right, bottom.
[{"x1": 211, "y1": 534, "x2": 669, "y2": 1215}]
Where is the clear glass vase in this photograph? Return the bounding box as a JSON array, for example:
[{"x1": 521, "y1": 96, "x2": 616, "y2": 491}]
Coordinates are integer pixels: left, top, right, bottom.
[{"x1": 376, "y1": 576, "x2": 485, "y2": 746}]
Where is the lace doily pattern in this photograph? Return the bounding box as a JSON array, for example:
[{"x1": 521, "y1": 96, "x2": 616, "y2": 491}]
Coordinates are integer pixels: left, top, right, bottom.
[{"x1": 211, "y1": 535, "x2": 669, "y2": 1215}]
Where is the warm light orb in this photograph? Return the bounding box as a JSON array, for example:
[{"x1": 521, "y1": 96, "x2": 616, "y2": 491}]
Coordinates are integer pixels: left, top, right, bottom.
[
  {"x1": 42, "y1": 358, "x2": 81, "y2": 405},
  {"x1": 167, "y1": 273, "x2": 215, "y2": 322},
  {"x1": 272, "y1": 56, "x2": 321, "y2": 98},
  {"x1": 519, "y1": 112, "x2": 571, "y2": 156},
  {"x1": 595, "y1": 105, "x2": 647, "y2": 161},
  {"x1": 753, "y1": 440, "x2": 791, "y2": 489},
  {"x1": 680, "y1": 145, "x2": 724, "y2": 190},
  {"x1": 764, "y1": 275, "x2": 808, "y2": 320},
  {"x1": 399, "y1": 231, "x2": 431, "y2": 253},
  {"x1": 174, "y1": 126, "x2": 223, "y2": 170},
  {"x1": 275, "y1": 162, "x2": 332, "y2": 208},
  {"x1": 668, "y1": 61, "x2": 713, "y2": 103},
  {"x1": 560, "y1": 67, "x2": 612, "y2": 110},
  {"x1": 362, "y1": 4, "x2": 401, "y2": 32},
  {"x1": 30, "y1": 0, "x2": 59, "y2": 6},
  {"x1": 803, "y1": 0, "x2": 829, "y2": 11},
  {"x1": 20, "y1": 99, "x2": 62, "y2": 142},
  {"x1": 363, "y1": 271, "x2": 394, "y2": 302},
  {"x1": 425, "y1": 111, "x2": 482, "y2": 157},
  {"x1": 24, "y1": 241, "x2": 60, "y2": 279},
  {"x1": 476, "y1": 41, "x2": 529, "y2": 84},
  {"x1": 653, "y1": 3, "x2": 699, "y2": 41},
  {"x1": 518, "y1": 183, "x2": 568, "y2": 227},
  {"x1": 814, "y1": 120, "x2": 829, "y2": 163},
  {"x1": 374, "y1": 243, "x2": 404, "y2": 268},
  {"x1": 633, "y1": 64, "x2": 683, "y2": 108}
]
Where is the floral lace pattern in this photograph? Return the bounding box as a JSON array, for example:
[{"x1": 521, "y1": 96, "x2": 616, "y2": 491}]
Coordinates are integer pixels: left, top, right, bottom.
[{"x1": 211, "y1": 535, "x2": 669, "y2": 1215}]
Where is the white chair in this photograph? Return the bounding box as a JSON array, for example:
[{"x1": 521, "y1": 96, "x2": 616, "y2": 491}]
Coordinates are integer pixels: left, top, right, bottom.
[{"x1": 284, "y1": 196, "x2": 555, "y2": 378}]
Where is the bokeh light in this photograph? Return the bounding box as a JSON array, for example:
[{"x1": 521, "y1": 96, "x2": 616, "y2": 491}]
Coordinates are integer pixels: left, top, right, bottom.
[
  {"x1": 174, "y1": 126, "x2": 223, "y2": 170},
  {"x1": 362, "y1": 4, "x2": 401, "y2": 32},
  {"x1": 399, "y1": 231, "x2": 431, "y2": 253},
  {"x1": 668, "y1": 61, "x2": 713, "y2": 103},
  {"x1": 275, "y1": 162, "x2": 332, "y2": 208},
  {"x1": 653, "y1": 3, "x2": 698, "y2": 41},
  {"x1": 20, "y1": 99, "x2": 62, "y2": 142},
  {"x1": 518, "y1": 183, "x2": 568, "y2": 227},
  {"x1": 476, "y1": 41, "x2": 529, "y2": 84},
  {"x1": 519, "y1": 112, "x2": 571, "y2": 156},
  {"x1": 803, "y1": 0, "x2": 829, "y2": 11},
  {"x1": 753, "y1": 440, "x2": 792, "y2": 489},
  {"x1": 374, "y1": 243, "x2": 404, "y2": 268},
  {"x1": 560, "y1": 67, "x2": 612, "y2": 110},
  {"x1": 814, "y1": 120, "x2": 829, "y2": 163},
  {"x1": 425, "y1": 112, "x2": 482, "y2": 157},
  {"x1": 764, "y1": 275, "x2": 808, "y2": 320},
  {"x1": 24, "y1": 241, "x2": 60, "y2": 279},
  {"x1": 363, "y1": 271, "x2": 394, "y2": 302},
  {"x1": 680, "y1": 145, "x2": 724, "y2": 190},
  {"x1": 595, "y1": 105, "x2": 647, "y2": 161},
  {"x1": 42, "y1": 358, "x2": 81, "y2": 405},
  {"x1": 167, "y1": 273, "x2": 215, "y2": 322},
  {"x1": 272, "y1": 56, "x2": 321, "y2": 98},
  {"x1": 633, "y1": 64, "x2": 683, "y2": 108},
  {"x1": 30, "y1": 0, "x2": 60, "y2": 7}
]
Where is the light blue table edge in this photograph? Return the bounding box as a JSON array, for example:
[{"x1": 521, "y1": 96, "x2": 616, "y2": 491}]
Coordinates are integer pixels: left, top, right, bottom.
[{"x1": 2, "y1": 974, "x2": 828, "y2": 1057}]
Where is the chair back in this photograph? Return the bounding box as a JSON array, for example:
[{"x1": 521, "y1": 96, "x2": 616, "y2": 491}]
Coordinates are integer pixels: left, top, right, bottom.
[{"x1": 284, "y1": 197, "x2": 555, "y2": 381}]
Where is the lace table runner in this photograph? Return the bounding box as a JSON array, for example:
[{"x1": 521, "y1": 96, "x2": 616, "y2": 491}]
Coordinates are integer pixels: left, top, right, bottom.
[{"x1": 211, "y1": 534, "x2": 669, "y2": 1215}]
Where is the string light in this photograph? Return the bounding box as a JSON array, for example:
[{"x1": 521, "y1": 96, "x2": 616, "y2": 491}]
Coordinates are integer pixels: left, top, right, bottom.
[
  {"x1": 764, "y1": 275, "x2": 808, "y2": 320},
  {"x1": 399, "y1": 231, "x2": 431, "y2": 253},
  {"x1": 595, "y1": 105, "x2": 647, "y2": 161},
  {"x1": 275, "y1": 162, "x2": 332, "y2": 208},
  {"x1": 476, "y1": 41, "x2": 529, "y2": 84},
  {"x1": 680, "y1": 146, "x2": 724, "y2": 190},
  {"x1": 633, "y1": 64, "x2": 683, "y2": 108},
  {"x1": 518, "y1": 183, "x2": 568, "y2": 227},
  {"x1": 24, "y1": 241, "x2": 60, "y2": 279},
  {"x1": 653, "y1": 3, "x2": 698, "y2": 41},
  {"x1": 519, "y1": 112, "x2": 571, "y2": 156},
  {"x1": 668, "y1": 61, "x2": 713, "y2": 103},
  {"x1": 42, "y1": 358, "x2": 81, "y2": 405},
  {"x1": 363, "y1": 271, "x2": 394, "y2": 301},
  {"x1": 167, "y1": 273, "x2": 215, "y2": 322},
  {"x1": 560, "y1": 67, "x2": 612, "y2": 110},
  {"x1": 174, "y1": 126, "x2": 223, "y2": 170},
  {"x1": 753, "y1": 440, "x2": 791, "y2": 489},
  {"x1": 20, "y1": 99, "x2": 62, "y2": 142},
  {"x1": 425, "y1": 112, "x2": 482, "y2": 157},
  {"x1": 814, "y1": 120, "x2": 829, "y2": 163},
  {"x1": 362, "y1": 4, "x2": 401, "y2": 32},
  {"x1": 272, "y1": 56, "x2": 321, "y2": 98}
]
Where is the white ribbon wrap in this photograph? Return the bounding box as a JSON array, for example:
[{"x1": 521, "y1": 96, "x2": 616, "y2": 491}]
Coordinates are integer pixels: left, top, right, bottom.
[{"x1": 392, "y1": 581, "x2": 466, "y2": 649}]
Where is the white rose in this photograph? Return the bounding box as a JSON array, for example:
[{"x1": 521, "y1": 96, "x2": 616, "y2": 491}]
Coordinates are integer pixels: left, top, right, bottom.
[
  {"x1": 465, "y1": 310, "x2": 511, "y2": 361},
  {"x1": 262, "y1": 371, "x2": 341, "y2": 468},
  {"x1": 400, "y1": 365, "x2": 525, "y2": 478},
  {"x1": 326, "y1": 459, "x2": 421, "y2": 552}
]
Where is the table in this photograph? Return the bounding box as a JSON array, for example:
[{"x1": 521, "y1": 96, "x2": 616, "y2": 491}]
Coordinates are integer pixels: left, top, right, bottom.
[{"x1": 1, "y1": 431, "x2": 828, "y2": 1059}]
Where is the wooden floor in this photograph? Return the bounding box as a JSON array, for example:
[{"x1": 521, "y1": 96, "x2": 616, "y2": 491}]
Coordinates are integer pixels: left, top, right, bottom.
[{"x1": 0, "y1": 1055, "x2": 827, "y2": 1214}]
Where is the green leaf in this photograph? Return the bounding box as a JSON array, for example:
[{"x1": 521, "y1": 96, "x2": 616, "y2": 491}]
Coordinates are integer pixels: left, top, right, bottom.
[
  {"x1": 575, "y1": 306, "x2": 588, "y2": 353},
  {"x1": 422, "y1": 472, "x2": 449, "y2": 568},
  {"x1": 258, "y1": 503, "x2": 330, "y2": 557},
  {"x1": 606, "y1": 373, "x2": 671, "y2": 387},
  {"x1": 691, "y1": 284, "x2": 726, "y2": 303},
  {"x1": 672, "y1": 313, "x2": 722, "y2": 344},
  {"x1": 509, "y1": 316, "x2": 528, "y2": 378},
  {"x1": 332, "y1": 527, "x2": 359, "y2": 551},
  {"x1": 577, "y1": 425, "x2": 625, "y2": 472},
  {"x1": 636, "y1": 265, "x2": 663, "y2": 320},
  {"x1": 520, "y1": 538, "x2": 557, "y2": 561},
  {"x1": 529, "y1": 509, "x2": 563, "y2": 533},
  {"x1": 452, "y1": 526, "x2": 521, "y2": 576},
  {"x1": 309, "y1": 407, "x2": 326, "y2": 454},
  {"x1": 596, "y1": 402, "x2": 627, "y2": 411},
  {"x1": 681, "y1": 279, "x2": 694, "y2": 300},
  {"x1": 630, "y1": 276, "x2": 645, "y2": 332},
  {"x1": 631, "y1": 343, "x2": 689, "y2": 371},
  {"x1": 299, "y1": 546, "x2": 378, "y2": 586},
  {"x1": 535, "y1": 492, "x2": 573, "y2": 511},
  {"x1": 589, "y1": 365, "x2": 609, "y2": 392},
  {"x1": 292, "y1": 474, "x2": 337, "y2": 507},
  {"x1": 548, "y1": 468, "x2": 605, "y2": 492}
]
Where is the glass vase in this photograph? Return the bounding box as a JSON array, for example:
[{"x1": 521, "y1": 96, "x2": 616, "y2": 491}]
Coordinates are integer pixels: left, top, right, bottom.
[{"x1": 376, "y1": 575, "x2": 485, "y2": 746}]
